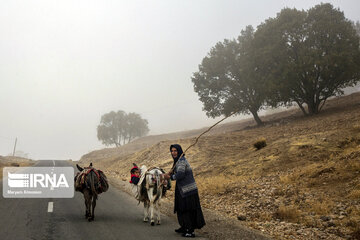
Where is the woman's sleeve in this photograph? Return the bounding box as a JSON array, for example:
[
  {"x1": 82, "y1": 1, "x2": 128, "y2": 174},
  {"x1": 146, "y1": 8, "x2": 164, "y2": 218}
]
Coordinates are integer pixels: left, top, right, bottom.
[{"x1": 171, "y1": 160, "x2": 186, "y2": 181}]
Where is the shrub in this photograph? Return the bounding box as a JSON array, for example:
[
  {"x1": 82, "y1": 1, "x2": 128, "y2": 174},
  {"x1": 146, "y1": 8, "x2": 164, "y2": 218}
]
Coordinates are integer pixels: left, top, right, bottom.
[
  {"x1": 254, "y1": 138, "x2": 266, "y2": 150},
  {"x1": 273, "y1": 205, "x2": 301, "y2": 222}
]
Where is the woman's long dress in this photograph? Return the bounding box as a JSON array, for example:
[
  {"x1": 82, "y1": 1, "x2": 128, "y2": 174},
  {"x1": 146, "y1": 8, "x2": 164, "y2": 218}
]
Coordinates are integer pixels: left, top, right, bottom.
[{"x1": 174, "y1": 183, "x2": 206, "y2": 231}]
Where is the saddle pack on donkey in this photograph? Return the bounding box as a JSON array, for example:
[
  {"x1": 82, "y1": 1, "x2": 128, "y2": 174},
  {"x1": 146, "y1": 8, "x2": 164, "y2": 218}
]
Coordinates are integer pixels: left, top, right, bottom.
[{"x1": 74, "y1": 163, "x2": 109, "y2": 194}]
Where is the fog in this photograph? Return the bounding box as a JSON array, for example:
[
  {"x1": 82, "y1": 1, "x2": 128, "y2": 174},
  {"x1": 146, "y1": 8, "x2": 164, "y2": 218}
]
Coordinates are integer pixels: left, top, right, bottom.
[{"x1": 0, "y1": 0, "x2": 359, "y2": 160}]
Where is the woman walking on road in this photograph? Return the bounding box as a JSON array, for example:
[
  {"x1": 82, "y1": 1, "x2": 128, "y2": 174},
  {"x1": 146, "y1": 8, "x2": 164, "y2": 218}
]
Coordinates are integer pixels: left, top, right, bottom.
[{"x1": 164, "y1": 144, "x2": 205, "y2": 238}]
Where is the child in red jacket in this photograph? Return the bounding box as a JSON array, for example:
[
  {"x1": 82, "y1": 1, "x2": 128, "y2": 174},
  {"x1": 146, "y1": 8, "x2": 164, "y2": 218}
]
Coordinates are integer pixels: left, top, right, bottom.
[
  {"x1": 129, "y1": 166, "x2": 140, "y2": 185},
  {"x1": 130, "y1": 165, "x2": 143, "y2": 200}
]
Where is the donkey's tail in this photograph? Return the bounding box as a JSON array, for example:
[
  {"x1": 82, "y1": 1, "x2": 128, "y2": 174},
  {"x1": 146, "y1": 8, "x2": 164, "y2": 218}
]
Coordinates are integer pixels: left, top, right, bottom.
[{"x1": 90, "y1": 171, "x2": 98, "y2": 200}]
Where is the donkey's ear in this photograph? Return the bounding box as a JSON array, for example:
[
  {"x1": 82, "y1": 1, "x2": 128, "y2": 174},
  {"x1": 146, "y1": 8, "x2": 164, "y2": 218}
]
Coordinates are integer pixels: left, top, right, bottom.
[
  {"x1": 89, "y1": 162, "x2": 93, "y2": 167},
  {"x1": 133, "y1": 163, "x2": 138, "y2": 167},
  {"x1": 76, "y1": 164, "x2": 83, "y2": 171}
]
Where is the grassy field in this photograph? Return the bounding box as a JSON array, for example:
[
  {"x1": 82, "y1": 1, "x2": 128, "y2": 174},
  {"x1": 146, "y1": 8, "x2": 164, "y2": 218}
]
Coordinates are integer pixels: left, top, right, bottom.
[{"x1": 80, "y1": 92, "x2": 360, "y2": 240}]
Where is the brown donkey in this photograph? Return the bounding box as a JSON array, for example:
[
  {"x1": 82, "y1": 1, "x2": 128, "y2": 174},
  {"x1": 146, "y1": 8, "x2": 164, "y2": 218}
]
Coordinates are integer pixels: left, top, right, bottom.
[{"x1": 75, "y1": 163, "x2": 108, "y2": 221}]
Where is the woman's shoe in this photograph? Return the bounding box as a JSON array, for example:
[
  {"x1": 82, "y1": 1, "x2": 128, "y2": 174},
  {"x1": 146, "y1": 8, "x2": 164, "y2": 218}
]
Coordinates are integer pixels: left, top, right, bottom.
[{"x1": 181, "y1": 232, "x2": 195, "y2": 238}]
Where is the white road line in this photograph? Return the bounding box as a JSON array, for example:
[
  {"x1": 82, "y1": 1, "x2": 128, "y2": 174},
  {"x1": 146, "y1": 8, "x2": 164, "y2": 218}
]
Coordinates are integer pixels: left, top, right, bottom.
[
  {"x1": 48, "y1": 202, "x2": 53, "y2": 212},
  {"x1": 52, "y1": 160, "x2": 55, "y2": 166}
]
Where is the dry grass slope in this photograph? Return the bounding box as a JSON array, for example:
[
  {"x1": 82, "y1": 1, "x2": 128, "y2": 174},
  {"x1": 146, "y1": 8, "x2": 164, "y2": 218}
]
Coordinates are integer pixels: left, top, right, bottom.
[{"x1": 80, "y1": 92, "x2": 360, "y2": 240}]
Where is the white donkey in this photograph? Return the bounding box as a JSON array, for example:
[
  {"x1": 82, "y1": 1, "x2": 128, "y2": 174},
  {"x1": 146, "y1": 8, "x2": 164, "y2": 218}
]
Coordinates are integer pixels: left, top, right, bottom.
[{"x1": 139, "y1": 167, "x2": 167, "y2": 226}]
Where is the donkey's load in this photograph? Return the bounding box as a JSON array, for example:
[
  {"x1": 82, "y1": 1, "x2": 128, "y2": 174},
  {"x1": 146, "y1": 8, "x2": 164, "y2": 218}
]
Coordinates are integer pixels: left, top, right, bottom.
[{"x1": 75, "y1": 166, "x2": 109, "y2": 193}]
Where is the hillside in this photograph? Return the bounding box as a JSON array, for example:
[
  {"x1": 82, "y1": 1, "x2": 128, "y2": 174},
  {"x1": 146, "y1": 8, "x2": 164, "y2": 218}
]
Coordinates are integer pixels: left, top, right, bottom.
[
  {"x1": 80, "y1": 117, "x2": 255, "y2": 163},
  {"x1": 80, "y1": 106, "x2": 302, "y2": 164},
  {"x1": 0, "y1": 156, "x2": 36, "y2": 178},
  {"x1": 80, "y1": 92, "x2": 360, "y2": 240}
]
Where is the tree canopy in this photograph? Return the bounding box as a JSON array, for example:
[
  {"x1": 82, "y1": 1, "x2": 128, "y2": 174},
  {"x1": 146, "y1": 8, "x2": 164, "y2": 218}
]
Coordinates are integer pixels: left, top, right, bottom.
[
  {"x1": 354, "y1": 21, "x2": 360, "y2": 36},
  {"x1": 97, "y1": 111, "x2": 149, "y2": 147},
  {"x1": 192, "y1": 26, "x2": 267, "y2": 125},
  {"x1": 252, "y1": 3, "x2": 360, "y2": 115}
]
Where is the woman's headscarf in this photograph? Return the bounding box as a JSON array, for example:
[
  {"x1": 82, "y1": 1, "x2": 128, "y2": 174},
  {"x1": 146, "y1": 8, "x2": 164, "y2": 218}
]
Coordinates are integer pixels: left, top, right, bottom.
[{"x1": 170, "y1": 144, "x2": 184, "y2": 163}]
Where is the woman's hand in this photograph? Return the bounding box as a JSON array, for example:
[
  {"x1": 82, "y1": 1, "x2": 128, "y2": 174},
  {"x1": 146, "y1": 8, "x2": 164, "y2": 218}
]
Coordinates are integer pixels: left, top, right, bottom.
[{"x1": 163, "y1": 173, "x2": 171, "y2": 180}]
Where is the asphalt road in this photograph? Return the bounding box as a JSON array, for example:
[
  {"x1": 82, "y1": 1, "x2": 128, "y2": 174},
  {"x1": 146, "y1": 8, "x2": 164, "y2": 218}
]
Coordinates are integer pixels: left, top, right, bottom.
[{"x1": 0, "y1": 160, "x2": 195, "y2": 240}]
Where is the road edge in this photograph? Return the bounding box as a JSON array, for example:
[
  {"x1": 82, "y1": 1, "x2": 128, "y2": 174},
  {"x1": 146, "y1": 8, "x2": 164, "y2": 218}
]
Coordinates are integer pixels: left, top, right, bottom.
[{"x1": 108, "y1": 177, "x2": 272, "y2": 240}]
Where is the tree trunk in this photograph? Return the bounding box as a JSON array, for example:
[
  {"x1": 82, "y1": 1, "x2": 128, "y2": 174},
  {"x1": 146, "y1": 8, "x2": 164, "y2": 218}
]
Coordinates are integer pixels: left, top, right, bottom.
[
  {"x1": 250, "y1": 110, "x2": 263, "y2": 126},
  {"x1": 295, "y1": 101, "x2": 308, "y2": 116},
  {"x1": 307, "y1": 101, "x2": 319, "y2": 115},
  {"x1": 319, "y1": 99, "x2": 327, "y2": 112}
]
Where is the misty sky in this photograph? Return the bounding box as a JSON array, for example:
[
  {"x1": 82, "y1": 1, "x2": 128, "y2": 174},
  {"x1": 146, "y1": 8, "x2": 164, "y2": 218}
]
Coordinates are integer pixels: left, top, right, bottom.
[{"x1": 0, "y1": 0, "x2": 359, "y2": 160}]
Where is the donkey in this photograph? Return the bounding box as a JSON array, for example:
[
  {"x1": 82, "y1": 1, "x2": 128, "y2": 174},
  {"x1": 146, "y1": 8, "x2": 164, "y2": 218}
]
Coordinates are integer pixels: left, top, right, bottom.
[
  {"x1": 75, "y1": 163, "x2": 108, "y2": 222},
  {"x1": 140, "y1": 167, "x2": 168, "y2": 226}
]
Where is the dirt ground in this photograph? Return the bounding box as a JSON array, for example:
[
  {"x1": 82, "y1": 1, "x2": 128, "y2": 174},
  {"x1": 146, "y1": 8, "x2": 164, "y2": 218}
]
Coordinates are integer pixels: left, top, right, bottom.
[
  {"x1": 80, "y1": 92, "x2": 360, "y2": 240},
  {"x1": 108, "y1": 178, "x2": 271, "y2": 240}
]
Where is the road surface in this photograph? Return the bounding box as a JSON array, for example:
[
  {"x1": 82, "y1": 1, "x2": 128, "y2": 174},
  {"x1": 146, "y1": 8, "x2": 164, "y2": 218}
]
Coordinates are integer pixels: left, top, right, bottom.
[{"x1": 0, "y1": 160, "x2": 196, "y2": 240}]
